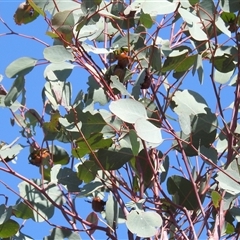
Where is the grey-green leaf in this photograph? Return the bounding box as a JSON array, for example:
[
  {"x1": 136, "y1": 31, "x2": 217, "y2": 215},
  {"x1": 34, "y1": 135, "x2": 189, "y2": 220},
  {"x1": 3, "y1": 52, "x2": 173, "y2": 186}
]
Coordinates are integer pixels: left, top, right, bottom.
[
  {"x1": 135, "y1": 118, "x2": 163, "y2": 145},
  {"x1": 44, "y1": 62, "x2": 74, "y2": 81},
  {"x1": 171, "y1": 90, "x2": 208, "y2": 115},
  {"x1": 5, "y1": 57, "x2": 37, "y2": 78},
  {"x1": 4, "y1": 76, "x2": 25, "y2": 107},
  {"x1": 43, "y1": 45, "x2": 74, "y2": 63},
  {"x1": 215, "y1": 159, "x2": 240, "y2": 195},
  {"x1": 110, "y1": 77, "x2": 131, "y2": 96},
  {"x1": 0, "y1": 205, "x2": 12, "y2": 224},
  {"x1": 44, "y1": 228, "x2": 81, "y2": 240},
  {"x1": 126, "y1": 210, "x2": 162, "y2": 238},
  {"x1": 109, "y1": 99, "x2": 147, "y2": 124},
  {"x1": 105, "y1": 192, "x2": 119, "y2": 229}
]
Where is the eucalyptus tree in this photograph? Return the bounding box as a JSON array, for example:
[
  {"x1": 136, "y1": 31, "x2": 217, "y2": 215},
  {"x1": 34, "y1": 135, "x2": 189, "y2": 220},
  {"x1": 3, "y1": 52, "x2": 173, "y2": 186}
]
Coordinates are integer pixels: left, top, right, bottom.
[{"x1": 0, "y1": 0, "x2": 240, "y2": 239}]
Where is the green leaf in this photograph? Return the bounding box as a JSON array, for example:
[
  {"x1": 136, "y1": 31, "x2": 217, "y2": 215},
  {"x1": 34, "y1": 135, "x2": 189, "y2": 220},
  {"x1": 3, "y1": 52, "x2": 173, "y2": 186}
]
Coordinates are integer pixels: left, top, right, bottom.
[
  {"x1": 173, "y1": 109, "x2": 217, "y2": 156},
  {"x1": 73, "y1": 133, "x2": 112, "y2": 158},
  {"x1": 12, "y1": 202, "x2": 34, "y2": 219},
  {"x1": 133, "y1": 150, "x2": 154, "y2": 187},
  {"x1": 31, "y1": 202, "x2": 53, "y2": 222},
  {"x1": 5, "y1": 57, "x2": 37, "y2": 78},
  {"x1": 178, "y1": 8, "x2": 208, "y2": 41},
  {"x1": 95, "y1": 148, "x2": 133, "y2": 170},
  {"x1": 167, "y1": 175, "x2": 200, "y2": 210},
  {"x1": 178, "y1": 114, "x2": 191, "y2": 135},
  {"x1": 110, "y1": 77, "x2": 131, "y2": 96},
  {"x1": 51, "y1": 11, "x2": 75, "y2": 28},
  {"x1": 160, "y1": 154, "x2": 169, "y2": 184},
  {"x1": 171, "y1": 90, "x2": 208, "y2": 115},
  {"x1": 140, "y1": 12, "x2": 153, "y2": 29},
  {"x1": 4, "y1": 76, "x2": 25, "y2": 107},
  {"x1": 220, "y1": 0, "x2": 240, "y2": 13},
  {"x1": 77, "y1": 181, "x2": 104, "y2": 197},
  {"x1": 105, "y1": 192, "x2": 119, "y2": 229},
  {"x1": 189, "y1": 0, "x2": 199, "y2": 5},
  {"x1": 128, "y1": 0, "x2": 176, "y2": 15},
  {"x1": 192, "y1": 54, "x2": 204, "y2": 84},
  {"x1": 14, "y1": 2, "x2": 39, "y2": 25},
  {"x1": 225, "y1": 222, "x2": 235, "y2": 235},
  {"x1": 132, "y1": 69, "x2": 147, "y2": 99},
  {"x1": 43, "y1": 46, "x2": 74, "y2": 63},
  {"x1": 162, "y1": 53, "x2": 187, "y2": 73},
  {"x1": 229, "y1": 207, "x2": 240, "y2": 223},
  {"x1": 135, "y1": 118, "x2": 163, "y2": 145},
  {"x1": 148, "y1": 46, "x2": 161, "y2": 72},
  {"x1": 0, "y1": 141, "x2": 23, "y2": 161},
  {"x1": 18, "y1": 179, "x2": 65, "y2": 207},
  {"x1": 86, "y1": 76, "x2": 108, "y2": 105},
  {"x1": 0, "y1": 205, "x2": 12, "y2": 224},
  {"x1": 46, "y1": 31, "x2": 59, "y2": 38},
  {"x1": 198, "y1": 0, "x2": 215, "y2": 21},
  {"x1": 51, "y1": 166, "x2": 82, "y2": 192},
  {"x1": 81, "y1": 0, "x2": 98, "y2": 15},
  {"x1": 110, "y1": 2, "x2": 135, "y2": 30},
  {"x1": 44, "y1": 62, "x2": 74, "y2": 81},
  {"x1": 214, "y1": 68, "x2": 234, "y2": 84},
  {"x1": 28, "y1": 0, "x2": 45, "y2": 16},
  {"x1": 64, "y1": 110, "x2": 107, "y2": 139},
  {"x1": 200, "y1": 146, "x2": 218, "y2": 164},
  {"x1": 113, "y1": 34, "x2": 140, "y2": 49},
  {"x1": 77, "y1": 161, "x2": 99, "y2": 183},
  {"x1": 58, "y1": 117, "x2": 82, "y2": 132},
  {"x1": 44, "y1": 228, "x2": 81, "y2": 240},
  {"x1": 215, "y1": 159, "x2": 240, "y2": 195},
  {"x1": 109, "y1": 99, "x2": 147, "y2": 124},
  {"x1": 25, "y1": 109, "x2": 41, "y2": 134},
  {"x1": 18, "y1": 179, "x2": 65, "y2": 222},
  {"x1": 175, "y1": 55, "x2": 197, "y2": 72},
  {"x1": 43, "y1": 111, "x2": 61, "y2": 134},
  {"x1": 86, "y1": 212, "x2": 98, "y2": 235},
  {"x1": 100, "y1": 109, "x2": 123, "y2": 138},
  {"x1": 94, "y1": 0, "x2": 102, "y2": 5},
  {"x1": 221, "y1": 12, "x2": 236, "y2": 23},
  {"x1": 0, "y1": 219, "x2": 19, "y2": 238},
  {"x1": 126, "y1": 210, "x2": 162, "y2": 238},
  {"x1": 76, "y1": 16, "x2": 88, "y2": 32},
  {"x1": 49, "y1": 145, "x2": 70, "y2": 165},
  {"x1": 212, "y1": 55, "x2": 235, "y2": 73},
  {"x1": 211, "y1": 191, "x2": 222, "y2": 208},
  {"x1": 129, "y1": 130, "x2": 140, "y2": 156},
  {"x1": 82, "y1": 42, "x2": 110, "y2": 54}
]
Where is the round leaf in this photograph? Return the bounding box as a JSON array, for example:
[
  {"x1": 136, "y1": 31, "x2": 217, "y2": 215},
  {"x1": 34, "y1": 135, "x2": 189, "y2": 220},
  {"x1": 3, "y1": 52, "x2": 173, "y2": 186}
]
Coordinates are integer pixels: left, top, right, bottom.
[
  {"x1": 5, "y1": 57, "x2": 37, "y2": 78},
  {"x1": 0, "y1": 219, "x2": 19, "y2": 238},
  {"x1": 140, "y1": 12, "x2": 153, "y2": 29},
  {"x1": 126, "y1": 210, "x2": 162, "y2": 238},
  {"x1": 43, "y1": 46, "x2": 74, "y2": 63},
  {"x1": 109, "y1": 99, "x2": 147, "y2": 124},
  {"x1": 135, "y1": 118, "x2": 163, "y2": 145}
]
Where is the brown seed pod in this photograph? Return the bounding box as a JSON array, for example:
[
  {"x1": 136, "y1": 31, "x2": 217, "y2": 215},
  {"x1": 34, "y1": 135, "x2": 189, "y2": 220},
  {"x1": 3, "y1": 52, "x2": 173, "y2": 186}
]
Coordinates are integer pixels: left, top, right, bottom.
[
  {"x1": 13, "y1": 2, "x2": 35, "y2": 25},
  {"x1": 140, "y1": 69, "x2": 152, "y2": 89},
  {"x1": 113, "y1": 65, "x2": 127, "y2": 82},
  {"x1": 116, "y1": 52, "x2": 130, "y2": 69},
  {"x1": 28, "y1": 148, "x2": 50, "y2": 167},
  {"x1": 92, "y1": 197, "x2": 106, "y2": 212}
]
